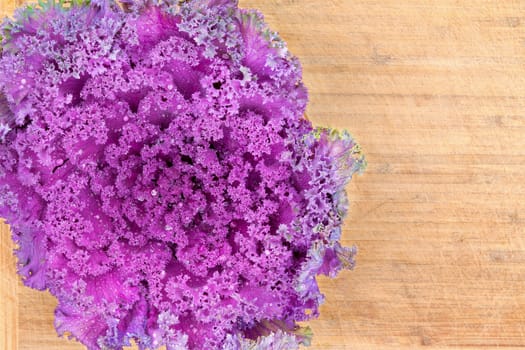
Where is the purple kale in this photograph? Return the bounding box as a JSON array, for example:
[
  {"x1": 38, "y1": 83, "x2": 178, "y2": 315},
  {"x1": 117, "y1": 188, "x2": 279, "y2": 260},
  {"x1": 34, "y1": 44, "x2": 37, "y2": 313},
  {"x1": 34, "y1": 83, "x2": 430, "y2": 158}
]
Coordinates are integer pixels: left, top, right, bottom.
[{"x1": 0, "y1": 0, "x2": 366, "y2": 349}]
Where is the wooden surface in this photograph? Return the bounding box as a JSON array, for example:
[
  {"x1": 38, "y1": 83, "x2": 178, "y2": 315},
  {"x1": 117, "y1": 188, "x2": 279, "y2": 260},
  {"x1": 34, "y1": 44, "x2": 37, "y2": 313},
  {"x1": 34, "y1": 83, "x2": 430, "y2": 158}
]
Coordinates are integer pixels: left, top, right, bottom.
[{"x1": 2, "y1": 0, "x2": 525, "y2": 349}]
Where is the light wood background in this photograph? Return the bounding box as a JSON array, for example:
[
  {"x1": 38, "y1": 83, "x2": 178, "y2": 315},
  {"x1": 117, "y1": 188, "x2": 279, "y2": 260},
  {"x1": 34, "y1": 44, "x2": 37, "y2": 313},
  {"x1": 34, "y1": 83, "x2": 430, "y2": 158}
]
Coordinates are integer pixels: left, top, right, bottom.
[{"x1": 2, "y1": 0, "x2": 525, "y2": 349}]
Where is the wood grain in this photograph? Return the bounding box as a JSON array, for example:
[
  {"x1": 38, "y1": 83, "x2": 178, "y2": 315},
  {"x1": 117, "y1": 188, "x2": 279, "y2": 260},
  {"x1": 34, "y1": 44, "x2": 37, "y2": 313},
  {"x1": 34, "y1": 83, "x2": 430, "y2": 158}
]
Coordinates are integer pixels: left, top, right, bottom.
[{"x1": 1, "y1": 0, "x2": 525, "y2": 349}]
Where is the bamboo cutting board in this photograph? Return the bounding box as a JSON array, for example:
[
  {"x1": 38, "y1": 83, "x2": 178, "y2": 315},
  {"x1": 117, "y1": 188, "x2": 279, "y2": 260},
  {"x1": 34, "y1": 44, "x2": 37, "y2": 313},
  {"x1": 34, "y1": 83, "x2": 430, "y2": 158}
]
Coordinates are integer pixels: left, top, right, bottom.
[{"x1": 2, "y1": 0, "x2": 525, "y2": 349}]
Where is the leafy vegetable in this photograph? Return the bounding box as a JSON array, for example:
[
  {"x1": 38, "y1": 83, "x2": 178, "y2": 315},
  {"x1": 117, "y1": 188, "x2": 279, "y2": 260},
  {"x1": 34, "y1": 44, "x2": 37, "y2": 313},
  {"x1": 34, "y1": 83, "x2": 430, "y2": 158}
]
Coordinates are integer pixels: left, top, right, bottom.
[{"x1": 0, "y1": 0, "x2": 365, "y2": 349}]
